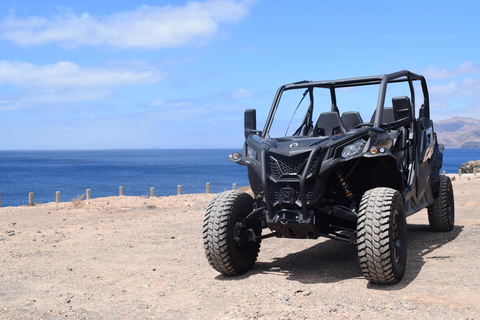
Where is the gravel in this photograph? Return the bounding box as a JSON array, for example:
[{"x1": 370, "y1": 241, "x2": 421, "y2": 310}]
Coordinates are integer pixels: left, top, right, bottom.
[{"x1": 0, "y1": 176, "x2": 479, "y2": 319}]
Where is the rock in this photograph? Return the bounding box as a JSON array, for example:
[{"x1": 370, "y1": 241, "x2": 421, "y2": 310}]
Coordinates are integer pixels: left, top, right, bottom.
[
  {"x1": 65, "y1": 294, "x2": 74, "y2": 303},
  {"x1": 459, "y1": 159, "x2": 480, "y2": 173}
]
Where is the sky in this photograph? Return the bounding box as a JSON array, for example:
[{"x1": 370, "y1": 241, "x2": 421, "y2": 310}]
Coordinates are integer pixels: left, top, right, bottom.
[{"x1": 1, "y1": 0, "x2": 480, "y2": 150}]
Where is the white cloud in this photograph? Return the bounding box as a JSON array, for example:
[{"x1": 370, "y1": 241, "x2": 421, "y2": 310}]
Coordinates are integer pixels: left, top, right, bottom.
[
  {"x1": 423, "y1": 61, "x2": 479, "y2": 80},
  {"x1": 424, "y1": 62, "x2": 480, "y2": 120},
  {"x1": 461, "y1": 77, "x2": 480, "y2": 96},
  {"x1": 149, "y1": 88, "x2": 255, "y2": 116},
  {"x1": 150, "y1": 99, "x2": 193, "y2": 108},
  {"x1": 22, "y1": 88, "x2": 110, "y2": 103},
  {"x1": 231, "y1": 88, "x2": 253, "y2": 99},
  {"x1": 0, "y1": 60, "x2": 163, "y2": 88},
  {"x1": 429, "y1": 81, "x2": 458, "y2": 95},
  {"x1": 0, "y1": 60, "x2": 164, "y2": 107},
  {"x1": 0, "y1": 0, "x2": 254, "y2": 49}
]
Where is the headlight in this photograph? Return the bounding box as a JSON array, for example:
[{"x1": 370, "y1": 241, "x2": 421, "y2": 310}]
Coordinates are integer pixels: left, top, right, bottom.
[
  {"x1": 341, "y1": 139, "x2": 366, "y2": 158},
  {"x1": 247, "y1": 146, "x2": 257, "y2": 161},
  {"x1": 228, "y1": 152, "x2": 241, "y2": 160}
]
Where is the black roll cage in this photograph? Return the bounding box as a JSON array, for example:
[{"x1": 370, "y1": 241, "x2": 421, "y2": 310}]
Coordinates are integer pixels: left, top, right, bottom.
[{"x1": 262, "y1": 70, "x2": 429, "y2": 138}]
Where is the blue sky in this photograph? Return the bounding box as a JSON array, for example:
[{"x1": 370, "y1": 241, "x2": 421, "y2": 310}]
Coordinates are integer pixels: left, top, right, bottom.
[{"x1": 1, "y1": 0, "x2": 479, "y2": 150}]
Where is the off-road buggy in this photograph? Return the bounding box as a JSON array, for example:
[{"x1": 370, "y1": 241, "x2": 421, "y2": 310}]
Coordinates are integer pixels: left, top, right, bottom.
[{"x1": 203, "y1": 70, "x2": 454, "y2": 284}]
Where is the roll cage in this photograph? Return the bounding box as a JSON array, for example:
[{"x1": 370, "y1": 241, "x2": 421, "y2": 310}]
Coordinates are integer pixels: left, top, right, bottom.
[{"x1": 262, "y1": 70, "x2": 430, "y2": 138}]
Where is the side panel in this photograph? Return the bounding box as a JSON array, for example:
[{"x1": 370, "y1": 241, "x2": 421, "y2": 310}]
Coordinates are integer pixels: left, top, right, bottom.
[{"x1": 415, "y1": 118, "x2": 435, "y2": 200}]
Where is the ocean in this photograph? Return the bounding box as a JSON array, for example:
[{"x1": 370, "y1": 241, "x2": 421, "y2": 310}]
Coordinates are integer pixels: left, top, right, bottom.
[
  {"x1": 0, "y1": 149, "x2": 247, "y2": 207},
  {"x1": 0, "y1": 148, "x2": 479, "y2": 207}
]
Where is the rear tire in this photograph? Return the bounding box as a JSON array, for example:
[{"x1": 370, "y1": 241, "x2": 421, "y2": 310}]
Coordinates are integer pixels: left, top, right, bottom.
[
  {"x1": 203, "y1": 190, "x2": 261, "y2": 275},
  {"x1": 427, "y1": 175, "x2": 455, "y2": 232},
  {"x1": 357, "y1": 187, "x2": 407, "y2": 284}
]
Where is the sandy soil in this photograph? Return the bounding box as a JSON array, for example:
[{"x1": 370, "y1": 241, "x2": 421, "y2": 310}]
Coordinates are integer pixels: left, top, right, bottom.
[{"x1": 1, "y1": 175, "x2": 479, "y2": 319}]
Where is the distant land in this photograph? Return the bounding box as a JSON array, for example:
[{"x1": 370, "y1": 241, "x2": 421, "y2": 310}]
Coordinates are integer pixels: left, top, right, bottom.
[{"x1": 435, "y1": 116, "x2": 480, "y2": 148}]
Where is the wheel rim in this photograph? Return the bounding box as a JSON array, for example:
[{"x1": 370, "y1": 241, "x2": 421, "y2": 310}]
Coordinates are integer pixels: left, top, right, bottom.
[
  {"x1": 391, "y1": 209, "x2": 403, "y2": 263},
  {"x1": 234, "y1": 221, "x2": 248, "y2": 251},
  {"x1": 234, "y1": 219, "x2": 259, "y2": 252}
]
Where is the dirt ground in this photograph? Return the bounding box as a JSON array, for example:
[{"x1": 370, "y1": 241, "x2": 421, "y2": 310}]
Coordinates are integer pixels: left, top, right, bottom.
[{"x1": 1, "y1": 175, "x2": 479, "y2": 319}]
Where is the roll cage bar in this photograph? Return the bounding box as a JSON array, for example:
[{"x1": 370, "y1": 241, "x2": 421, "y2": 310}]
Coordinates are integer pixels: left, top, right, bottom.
[{"x1": 262, "y1": 70, "x2": 429, "y2": 138}]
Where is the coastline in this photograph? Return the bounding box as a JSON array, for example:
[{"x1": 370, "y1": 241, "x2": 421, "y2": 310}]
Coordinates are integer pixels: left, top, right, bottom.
[{"x1": 1, "y1": 148, "x2": 480, "y2": 207}]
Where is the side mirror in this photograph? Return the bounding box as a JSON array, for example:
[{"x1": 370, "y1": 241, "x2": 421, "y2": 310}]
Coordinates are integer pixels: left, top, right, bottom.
[
  {"x1": 391, "y1": 96, "x2": 413, "y2": 128},
  {"x1": 244, "y1": 109, "x2": 256, "y2": 139}
]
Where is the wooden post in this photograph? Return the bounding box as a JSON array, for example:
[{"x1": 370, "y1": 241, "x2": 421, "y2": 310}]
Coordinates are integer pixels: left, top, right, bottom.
[
  {"x1": 206, "y1": 182, "x2": 210, "y2": 194},
  {"x1": 29, "y1": 193, "x2": 34, "y2": 206},
  {"x1": 150, "y1": 187, "x2": 155, "y2": 197},
  {"x1": 86, "y1": 189, "x2": 91, "y2": 200},
  {"x1": 119, "y1": 186, "x2": 124, "y2": 196},
  {"x1": 232, "y1": 183, "x2": 237, "y2": 190},
  {"x1": 56, "y1": 191, "x2": 61, "y2": 203},
  {"x1": 458, "y1": 168, "x2": 462, "y2": 178},
  {"x1": 474, "y1": 168, "x2": 477, "y2": 177},
  {"x1": 177, "y1": 185, "x2": 182, "y2": 195},
  {"x1": 442, "y1": 170, "x2": 446, "y2": 175}
]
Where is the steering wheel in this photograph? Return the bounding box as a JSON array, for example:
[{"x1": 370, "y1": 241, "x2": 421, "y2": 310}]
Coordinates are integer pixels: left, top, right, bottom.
[{"x1": 354, "y1": 122, "x2": 374, "y2": 128}]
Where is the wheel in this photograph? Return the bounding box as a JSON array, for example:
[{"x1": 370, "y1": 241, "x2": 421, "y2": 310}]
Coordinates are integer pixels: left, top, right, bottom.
[
  {"x1": 427, "y1": 175, "x2": 455, "y2": 232},
  {"x1": 203, "y1": 190, "x2": 261, "y2": 275},
  {"x1": 357, "y1": 187, "x2": 407, "y2": 284}
]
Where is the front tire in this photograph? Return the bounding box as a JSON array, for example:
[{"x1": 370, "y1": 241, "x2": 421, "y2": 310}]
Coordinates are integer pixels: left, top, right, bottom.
[
  {"x1": 203, "y1": 190, "x2": 261, "y2": 275},
  {"x1": 357, "y1": 187, "x2": 407, "y2": 284},
  {"x1": 427, "y1": 175, "x2": 455, "y2": 232}
]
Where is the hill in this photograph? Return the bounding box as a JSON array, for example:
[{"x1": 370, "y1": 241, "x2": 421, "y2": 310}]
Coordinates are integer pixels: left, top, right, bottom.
[{"x1": 435, "y1": 116, "x2": 480, "y2": 148}]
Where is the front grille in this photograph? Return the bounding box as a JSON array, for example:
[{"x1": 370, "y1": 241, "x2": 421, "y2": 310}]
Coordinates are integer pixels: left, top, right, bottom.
[
  {"x1": 269, "y1": 152, "x2": 310, "y2": 179},
  {"x1": 266, "y1": 151, "x2": 320, "y2": 207},
  {"x1": 268, "y1": 182, "x2": 293, "y2": 205},
  {"x1": 267, "y1": 180, "x2": 315, "y2": 206}
]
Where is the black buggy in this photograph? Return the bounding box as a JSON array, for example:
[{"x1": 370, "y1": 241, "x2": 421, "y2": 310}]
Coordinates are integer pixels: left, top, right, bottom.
[{"x1": 203, "y1": 70, "x2": 454, "y2": 284}]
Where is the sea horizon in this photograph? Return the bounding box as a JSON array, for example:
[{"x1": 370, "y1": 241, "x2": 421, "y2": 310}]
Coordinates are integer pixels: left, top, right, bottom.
[{"x1": 1, "y1": 148, "x2": 480, "y2": 207}]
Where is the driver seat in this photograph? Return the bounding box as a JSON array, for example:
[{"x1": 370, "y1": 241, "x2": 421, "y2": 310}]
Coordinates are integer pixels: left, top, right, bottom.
[
  {"x1": 313, "y1": 112, "x2": 346, "y2": 137},
  {"x1": 341, "y1": 112, "x2": 363, "y2": 131}
]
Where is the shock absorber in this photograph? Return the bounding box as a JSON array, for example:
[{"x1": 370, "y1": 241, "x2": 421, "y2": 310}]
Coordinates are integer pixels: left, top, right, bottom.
[{"x1": 336, "y1": 170, "x2": 354, "y2": 202}]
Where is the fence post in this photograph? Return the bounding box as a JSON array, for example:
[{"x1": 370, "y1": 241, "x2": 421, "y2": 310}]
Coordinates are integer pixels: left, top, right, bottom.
[
  {"x1": 206, "y1": 182, "x2": 210, "y2": 194},
  {"x1": 86, "y1": 189, "x2": 91, "y2": 200},
  {"x1": 150, "y1": 187, "x2": 155, "y2": 197},
  {"x1": 232, "y1": 183, "x2": 237, "y2": 190},
  {"x1": 475, "y1": 168, "x2": 477, "y2": 177},
  {"x1": 56, "y1": 191, "x2": 61, "y2": 203},
  {"x1": 177, "y1": 185, "x2": 182, "y2": 195},
  {"x1": 458, "y1": 168, "x2": 462, "y2": 178},
  {"x1": 29, "y1": 193, "x2": 34, "y2": 206},
  {"x1": 119, "y1": 186, "x2": 124, "y2": 196}
]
